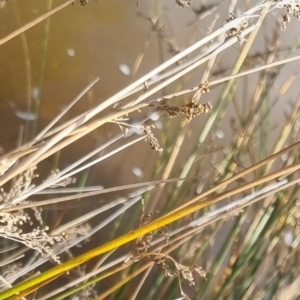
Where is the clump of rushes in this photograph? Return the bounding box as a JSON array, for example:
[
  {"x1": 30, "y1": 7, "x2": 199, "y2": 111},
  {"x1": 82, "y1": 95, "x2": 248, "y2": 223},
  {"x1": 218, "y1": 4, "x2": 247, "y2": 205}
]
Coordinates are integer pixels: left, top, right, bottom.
[{"x1": 1, "y1": 1, "x2": 300, "y2": 300}]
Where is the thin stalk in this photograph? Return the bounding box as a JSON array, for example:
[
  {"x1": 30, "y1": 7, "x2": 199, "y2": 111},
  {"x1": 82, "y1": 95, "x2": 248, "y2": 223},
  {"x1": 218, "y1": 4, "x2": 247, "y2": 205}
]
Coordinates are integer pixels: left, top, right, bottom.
[
  {"x1": 195, "y1": 213, "x2": 246, "y2": 299},
  {"x1": 30, "y1": 0, "x2": 53, "y2": 139},
  {"x1": 0, "y1": 0, "x2": 74, "y2": 45}
]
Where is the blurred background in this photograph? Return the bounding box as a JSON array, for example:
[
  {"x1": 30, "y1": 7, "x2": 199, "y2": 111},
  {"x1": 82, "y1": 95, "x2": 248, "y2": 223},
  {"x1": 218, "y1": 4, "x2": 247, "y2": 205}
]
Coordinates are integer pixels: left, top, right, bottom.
[{"x1": 1, "y1": 0, "x2": 300, "y2": 299}]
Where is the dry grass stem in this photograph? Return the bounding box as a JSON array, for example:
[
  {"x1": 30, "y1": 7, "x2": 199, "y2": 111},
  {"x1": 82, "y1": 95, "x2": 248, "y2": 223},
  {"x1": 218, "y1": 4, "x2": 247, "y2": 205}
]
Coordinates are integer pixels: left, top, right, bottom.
[{"x1": 0, "y1": 0, "x2": 75, "y2": 46}]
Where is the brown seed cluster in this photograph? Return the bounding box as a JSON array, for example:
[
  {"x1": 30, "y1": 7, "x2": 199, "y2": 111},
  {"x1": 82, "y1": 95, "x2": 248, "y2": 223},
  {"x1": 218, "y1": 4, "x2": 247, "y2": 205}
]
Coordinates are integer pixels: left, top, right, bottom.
[
  {"x1": 124, "y1": 210, "x2": 208, "y2": 298},
  {"x1": 141, "y1": 125, "x2": 163, "y2": 154},
  {"x1": 157, "y1": 101, "x2": 212, "y2": 120},
  {"x1": 279, "y1": 2, "x2": 300, "y2": 30},
  {"x1": 226, "y1": 12, "x2": 249, "y2": 44},
  {"x1": 198, "y1": 81, "x2": 210, "y2": 95},
  {"x1": 79, "y1": 0, "x2": 98, "y2": 6},
  {"x1": 124, "y1": 213, "x2": 154, "y2": 265},
  {"x1": 175, "y1": 0, "x2": 193, "y2": 8}
]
